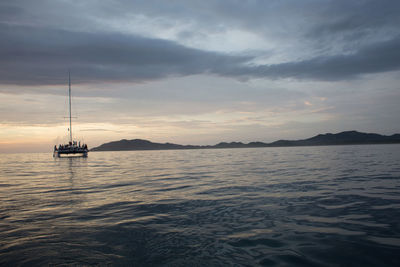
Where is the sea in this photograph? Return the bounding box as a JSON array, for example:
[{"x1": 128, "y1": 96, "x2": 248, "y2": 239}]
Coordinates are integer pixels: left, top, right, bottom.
[{"x1": 1, "y1": 144, "x2": 400, "y2": 266}]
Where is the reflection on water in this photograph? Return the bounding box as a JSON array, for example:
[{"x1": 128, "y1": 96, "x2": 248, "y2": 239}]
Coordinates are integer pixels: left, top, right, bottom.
[{"x1": 0, "y1": 145, "x2": 400, "y2": 266}]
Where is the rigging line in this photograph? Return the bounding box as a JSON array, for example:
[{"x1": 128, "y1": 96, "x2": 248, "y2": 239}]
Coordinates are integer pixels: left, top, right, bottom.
[{"x1": 68, "y1": 70, "x2": 72, "y2": 143}]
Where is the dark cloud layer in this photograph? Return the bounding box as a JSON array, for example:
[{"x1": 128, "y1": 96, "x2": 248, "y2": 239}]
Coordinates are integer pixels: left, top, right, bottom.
[
  {"x1": 1, "y1": 22, "x2": 400, "y2": 86},
  {"x1": 1, "y1": 0, "x2": 400, "y2": 85},
  {"x1": 0, "y1": 23, "x2": 251, "y2": 85},
  {"x1": 241, "y1": 36, "x2": 400, "y2": 81}
]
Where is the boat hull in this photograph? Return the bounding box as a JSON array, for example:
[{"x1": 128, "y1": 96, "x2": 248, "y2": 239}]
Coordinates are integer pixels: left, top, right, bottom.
[{"x1": 53, "y1": 148, "x2": 88, "y2": 158}]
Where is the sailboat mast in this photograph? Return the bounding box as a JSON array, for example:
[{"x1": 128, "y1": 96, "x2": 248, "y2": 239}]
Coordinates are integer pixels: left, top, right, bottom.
[{"x1": 68, "y1": 71, "x2": 72, "y2": 143}]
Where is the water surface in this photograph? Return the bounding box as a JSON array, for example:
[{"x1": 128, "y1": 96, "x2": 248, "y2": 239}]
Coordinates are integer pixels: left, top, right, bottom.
[{"x1": 1, "y1": 145, "x2": 400, "y2": 266}]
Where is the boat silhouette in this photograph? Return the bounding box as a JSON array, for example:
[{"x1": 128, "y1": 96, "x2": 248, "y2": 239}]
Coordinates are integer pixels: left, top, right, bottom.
[{"x1": 53, "y1": 72, "x2": 88, "y2": 157}]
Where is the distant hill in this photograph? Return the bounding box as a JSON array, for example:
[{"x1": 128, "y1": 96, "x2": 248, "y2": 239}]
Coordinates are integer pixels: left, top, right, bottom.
[
  {"x1": 91, "y1": 139, "x2": 198, "y2": 151},
  {"x1": 91, "y1": 131, "x2": 400, "y2": 151},
  {"x1": 269, "y1": 131, "x2": 400, "y2": 146}
]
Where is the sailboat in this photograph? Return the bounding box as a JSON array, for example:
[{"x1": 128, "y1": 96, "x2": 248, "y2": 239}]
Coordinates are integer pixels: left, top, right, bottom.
[{"x1": 53, "y1": 72, "x2": 89, "y2": 157}]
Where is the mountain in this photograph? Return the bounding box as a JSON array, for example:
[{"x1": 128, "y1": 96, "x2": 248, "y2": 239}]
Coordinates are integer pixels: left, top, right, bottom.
[
  {"x1": 269, "y1": 131, "x2": 400, "y2": 146},
  {"x1": 91, "y1": 139, "x2": 193, "y2": 151},
  {"x1": 91, "y1": 131, "x2": 400, "y2": 151}
]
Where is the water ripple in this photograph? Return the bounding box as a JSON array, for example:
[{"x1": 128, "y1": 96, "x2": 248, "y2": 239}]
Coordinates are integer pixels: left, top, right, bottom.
[{"x1": 1, "y1": 145, "x2": 400, "y2": 265}]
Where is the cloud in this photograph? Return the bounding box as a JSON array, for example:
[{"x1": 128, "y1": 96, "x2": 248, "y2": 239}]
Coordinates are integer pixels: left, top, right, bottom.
[
  {"x1": 1, "y1": 21, "x2": 400, "y2": 86},
  {"x1": 307, "y1": 0, "x2": 400, "y2": 36},
  {"x1": 1, "y1": 0, "x2": 400, "y2": 86},
  {"x1": 238, "y1": 36, "x2": 400, "y2": 81},
  {"x1": 0, "y1": 23, "x2": 253, "y2": 85}
]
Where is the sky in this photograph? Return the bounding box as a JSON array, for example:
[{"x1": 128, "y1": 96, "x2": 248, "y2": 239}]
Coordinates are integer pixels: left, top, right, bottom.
[{"x1": 1, "y1": 0, "x2": 400, "y2": 153}]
